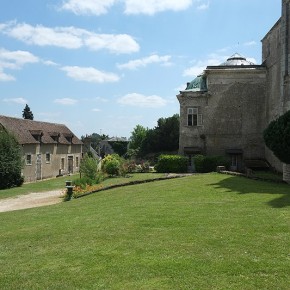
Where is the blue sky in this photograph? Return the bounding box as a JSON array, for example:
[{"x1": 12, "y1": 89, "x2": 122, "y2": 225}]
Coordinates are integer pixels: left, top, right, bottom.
[{"x1": 0, "y1": 0, "x2": 281, "y2": 138}]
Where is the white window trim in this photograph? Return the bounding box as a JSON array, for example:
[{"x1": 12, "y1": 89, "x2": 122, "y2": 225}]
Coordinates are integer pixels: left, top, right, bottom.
[{"x1": 187, "y1": 107, "x2": 203, "y2": 126}]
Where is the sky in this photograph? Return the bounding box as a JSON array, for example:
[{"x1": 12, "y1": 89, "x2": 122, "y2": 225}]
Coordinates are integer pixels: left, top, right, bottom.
[{"x1": 0, "y1": 0, "x2": 281, "y2": 139}]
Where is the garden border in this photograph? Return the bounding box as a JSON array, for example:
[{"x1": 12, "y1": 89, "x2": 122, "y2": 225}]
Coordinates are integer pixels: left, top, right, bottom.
[{"x1": 74, "y1": 174, "x2": 191, "y2": 199}]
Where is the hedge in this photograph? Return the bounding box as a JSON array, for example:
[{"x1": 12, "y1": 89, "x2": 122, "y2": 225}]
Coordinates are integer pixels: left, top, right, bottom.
[
  {"x1": 155, "y1": 155, "x2": 188, "y2": 173},
  {"x1": 193, "y1": 155, "x2": 229, "y2": 173}
]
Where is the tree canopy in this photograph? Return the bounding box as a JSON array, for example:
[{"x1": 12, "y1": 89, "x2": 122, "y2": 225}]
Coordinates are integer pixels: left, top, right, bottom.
[
  {"x1": 0, "y1": 130, "x2": 23, "y2": 189},
  {"x1": 22, "y1": 104, "x2": 34, "y2": 120},
  {"x1": 263, "y1": 111, "x2": 290, "y2": 164},
  {"x1": 129, "y1": 125, "x2": 148, "y2": 150},
  {"x1": 129, "y1": 114, "x2": 180, "y2": 157}
]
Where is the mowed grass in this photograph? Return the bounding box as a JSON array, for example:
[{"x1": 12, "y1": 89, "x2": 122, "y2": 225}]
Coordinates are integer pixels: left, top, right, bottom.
[
  {"x1": 0, "y1": 173, "x2": 164, "y2": 199},
  {"x1": 0, "y1": 173, "x2": 290, "y2": 289}
]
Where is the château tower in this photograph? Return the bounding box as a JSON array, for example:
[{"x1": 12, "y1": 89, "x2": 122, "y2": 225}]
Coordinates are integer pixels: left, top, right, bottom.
[{"x1": 282, "y1": 0, "x2": 290, "y2": 111}]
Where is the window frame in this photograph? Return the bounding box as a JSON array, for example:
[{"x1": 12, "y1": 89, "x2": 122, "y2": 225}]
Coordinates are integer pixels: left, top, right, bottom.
[
  {"x1": 45, "y1": 153, "x2": 51, "y2": 164},
  {"x1": 26, "y1": 154, "x2": 32, "y2": 165},
  {"x1": 187, "y1": 107, "x2": 203, "y2": 126},
  {"x1": 61, "y1": 158, "x2": 65, "y2": 170}
]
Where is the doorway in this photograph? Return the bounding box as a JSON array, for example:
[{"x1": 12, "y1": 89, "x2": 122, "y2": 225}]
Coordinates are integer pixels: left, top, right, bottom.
[
  {"x1": 36, "y1": 154, "x2": 42, "y2": 180},
  {"x1": 68, "y1": 156, "x2": 73, "y2": 174}
]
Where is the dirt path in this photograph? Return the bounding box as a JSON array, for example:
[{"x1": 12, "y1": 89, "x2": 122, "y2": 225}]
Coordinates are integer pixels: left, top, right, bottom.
[{"x1": 0, "y1": 190, "x2": 64, "y2": 213}]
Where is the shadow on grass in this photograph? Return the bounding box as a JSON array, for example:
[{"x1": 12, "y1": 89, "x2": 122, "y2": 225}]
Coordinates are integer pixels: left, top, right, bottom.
[{"x1": 211, "y1": 175, "x2": 290, "y2": 208}]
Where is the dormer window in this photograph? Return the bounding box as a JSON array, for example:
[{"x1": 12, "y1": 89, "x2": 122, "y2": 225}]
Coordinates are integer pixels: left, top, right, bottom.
[
  {"x1": 29, "y1": 130, "x2": 43, "y2": 142},
  {"x1": 50, "y1": 132, "x2": 60, "y2": 143},
  {"x1": 63, "y1": 133, "x2": 74, "y2": 143}
]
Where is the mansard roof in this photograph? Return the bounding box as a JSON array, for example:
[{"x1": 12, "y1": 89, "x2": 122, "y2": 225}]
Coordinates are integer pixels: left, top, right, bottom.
[
  {"x1": 184, "y1": 74, "x2": 207, "y2": 92},
  {"x1": 0, "y1": 115, "x2": 82, "y2": 145}
]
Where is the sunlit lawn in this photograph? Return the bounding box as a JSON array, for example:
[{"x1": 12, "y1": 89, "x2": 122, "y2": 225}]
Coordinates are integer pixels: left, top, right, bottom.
[
  {"x1": 0, "y1": 173, "x2": 290, "y2": 289},
  {"x1": 0, "y1": 173, "x2": 164, "y2": 199}
]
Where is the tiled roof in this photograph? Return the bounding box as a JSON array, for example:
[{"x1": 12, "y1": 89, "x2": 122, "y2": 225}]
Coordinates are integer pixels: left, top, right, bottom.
[{"x1": 0, "y1": 115, "x2": 83, "y2": 145}]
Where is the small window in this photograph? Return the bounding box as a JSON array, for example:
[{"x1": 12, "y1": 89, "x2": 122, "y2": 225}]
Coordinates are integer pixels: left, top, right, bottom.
[
  {"x1": 26, "y1": 154, "x2": 32, "y2": 165},
  {"x1": 76, "y1": 156, "x2": 79, "y2": 168},
  {"x1": 61, "y1": 158, "x2": 65, "y2": 170},
  {"x1": 187, "y1": 107, "x2": 202, "y2": 126},
  {"x1": 46, "y1": 153, "x2": 51, "y2": 163}
]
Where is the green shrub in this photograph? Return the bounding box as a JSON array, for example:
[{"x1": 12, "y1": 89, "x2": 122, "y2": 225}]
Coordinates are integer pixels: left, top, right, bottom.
[
  {"x1": 193, "y1": 154, "x2": 204, "y2": 173},
  {"x1": 80, "y1": 154, "x2": 99, "y2": 180},
  {"x1": 121, "y1": 160, "x2": 136, "y2": 174},
  {"x1": 193, "y1": 155, "x2": 229, "y2": 173},
  {"x1": 155, "y1": 155, "x2": 188, "y2": 173},
  {"x1": 102, "y1": 154, "x2": 122, "y2": 176},
  {"x1": 73, "y1": 177, "x2": 93, "y2": 188},
  {"x1": 263, "y1": 110, "x2": 290, "y2": 164}
]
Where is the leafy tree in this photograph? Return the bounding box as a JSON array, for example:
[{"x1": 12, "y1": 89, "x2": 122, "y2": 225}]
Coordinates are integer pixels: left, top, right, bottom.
[
  {"x1": 0, "y1": 130, "x2": 24, "y2": 189},
  {"x1": 155, "y1": 114, "x2": 179, "y2": 151},
  {"x1": 108, "y1": 141, "x2": 128, "y2": 156},
  {"x1": 139, "y1": 128, "x2": 159, "y2": 156},
  {"x1": 22, "y1": 104, "x2": 34, "y2": 120},
  {"x1": 263, "y1": 111, "x2": 290, "y2": 164},
  {"x1": 129, "y1": 125, "x2": 148, "y2": 150},
  {"x1": 139, "y1": 114, "x2": 180, "y2": 156}
]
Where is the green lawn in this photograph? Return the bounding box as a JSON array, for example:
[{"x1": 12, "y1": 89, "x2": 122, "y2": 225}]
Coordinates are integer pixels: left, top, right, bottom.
[
  {"x1": 0, "y1": 173, "x2": 164, "y2": 199},
  {"x1": 0, "y1": 173, "x2": 290, "y2": 289}
]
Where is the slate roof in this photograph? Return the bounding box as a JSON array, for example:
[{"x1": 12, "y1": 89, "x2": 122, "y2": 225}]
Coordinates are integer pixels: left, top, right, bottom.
[{"x1": 0, "y1": 115, "x2": 82, "y2": 145}]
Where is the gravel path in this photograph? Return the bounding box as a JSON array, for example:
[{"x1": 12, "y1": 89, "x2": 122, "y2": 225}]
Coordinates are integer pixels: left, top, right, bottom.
[{"x1": 0, "y1": 190, "x2": 64, "y2": 213}]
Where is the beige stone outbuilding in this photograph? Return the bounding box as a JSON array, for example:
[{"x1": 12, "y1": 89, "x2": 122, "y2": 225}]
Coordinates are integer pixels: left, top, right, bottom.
[{"x1": 0, "y1": 115, "x2": 83, "y2": 182}]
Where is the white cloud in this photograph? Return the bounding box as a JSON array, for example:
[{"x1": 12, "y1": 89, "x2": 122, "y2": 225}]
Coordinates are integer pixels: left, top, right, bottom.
[
  {"x1": 85, "y1": 33, "x2": 139, "y2": 54},
  {"x1": 3, "y1": 97, "x2": 27, "y2": 104},
  {"x1": 92, "y1": 108, "x2": 101, "y2": 112},
  {"x1": 60, "y1": 0, "x2": 209, "y2": 15},
  {"x1": 124, "y1": 0, "x2": 192, "y2": 15},
  {"x1": 183, "y1": 53, "x2": 226, "y2": 77},
  {"x1": 42, "y1": 60, "x2": 59, "y2": 66},
  {"x1": 0, "y1": 48, "x2": 39, "y2": 81},
  {"x1": 54, "y1": 98, "x2": 78, "y2": 105},
  {"x1": 117, "y1": 54, "x2": 172, "y2": 70},
  {"x1": 0, "y1": 22, "x2": 139, "y2": 54},
  {"x1": 61, "y1": 0, "x2": 117, "y2": 15},
  {"x1": 61, "y1": 66, "x2": 120, "y2": 83},
  {"x1": 0, "y1": 48, "x2": 39, "y2": 66},
  {"x1": 0, "y1": 70, "x2": 15, "y2": 81},
  {"x1": 117, "y1": 93, "x2": 167, "y2": 108}
]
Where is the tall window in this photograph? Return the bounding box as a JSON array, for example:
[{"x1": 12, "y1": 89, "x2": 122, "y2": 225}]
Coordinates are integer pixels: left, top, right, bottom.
[
  {"x1": 76, "y1": 156, "x2": 79, "y2": 168},
  {"x1": 26, "y1": 154, "x2": 32, "y2": 165},
  {"x1": 46, "y1": 153, "x2": 51, "y2": 163},
  {"x1": 61, "y1": 158, "x2": 65, "y2": 170},
  {"x1": 187, "y1": 107, "x2": 202, "y2": 126}
]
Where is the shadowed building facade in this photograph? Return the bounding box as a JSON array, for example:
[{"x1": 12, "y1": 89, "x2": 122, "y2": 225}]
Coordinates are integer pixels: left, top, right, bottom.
[{"x1": 177, "y1": 0, "x2": 290, "y2": 174}]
